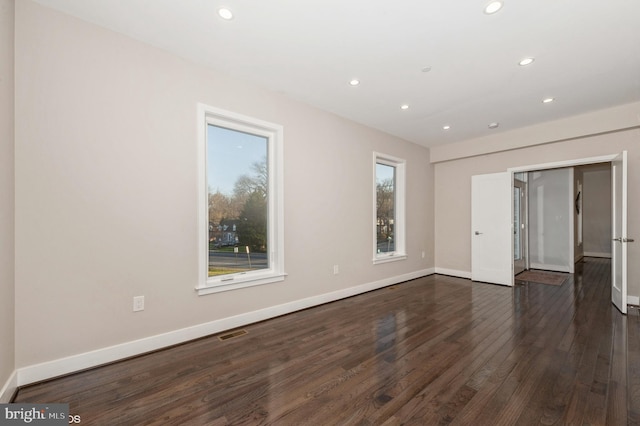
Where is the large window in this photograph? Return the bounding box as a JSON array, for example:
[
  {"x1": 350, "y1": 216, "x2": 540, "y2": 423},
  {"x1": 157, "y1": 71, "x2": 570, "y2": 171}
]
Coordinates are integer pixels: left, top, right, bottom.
[
  {"x1": 373, "y1": 152, "x2": 406, "y2": 264},
  {"x1": 197, "y1": 104, "x2": 284, "y2": 294}
]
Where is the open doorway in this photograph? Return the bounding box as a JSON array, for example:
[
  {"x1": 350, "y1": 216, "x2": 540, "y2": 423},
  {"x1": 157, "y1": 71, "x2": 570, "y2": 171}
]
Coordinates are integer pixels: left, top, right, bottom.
[
  {"x1": 513, "y1": 163, "x2": 612, "y2": 278},
  {"x1": 507, "y1": 152, "x2": 628, "y2": 314},
  {"x1": 578, "y1": 163, "x2": 613, "y2": 260},
  {"x1": 471, "y1": 151, "x2": 629, "y2": 313}
]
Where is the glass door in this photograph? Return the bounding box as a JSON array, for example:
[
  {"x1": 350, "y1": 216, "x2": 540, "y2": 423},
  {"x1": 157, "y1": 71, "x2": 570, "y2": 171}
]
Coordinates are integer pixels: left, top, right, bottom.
[{"x1": 514, "y1": 177, "x2": 528, "y2": 275}]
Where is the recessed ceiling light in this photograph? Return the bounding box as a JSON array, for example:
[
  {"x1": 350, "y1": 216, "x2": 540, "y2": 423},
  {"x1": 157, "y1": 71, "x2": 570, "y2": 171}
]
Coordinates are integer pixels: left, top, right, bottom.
[
  {"x1": 443, "y1": 125, "x2": 451, "y2": 130},
  {"x1": 400, "y1": 104, "x2": 409, "y2": 110},
  {"x1": 488, "y1": 122, "x2": 499, "y2": 129},
  {"x1": 519, "y1": 57, "x2": 535, "y2": 66},
  {"x1": 542, "y1": 97, "x2": 555, "y2": 103},
  {"x1": 349, "y1": 79, "x2": 360, "y2": 86},
  {"x1": 484, "y1": 1, "x2": 503, "y2": 14},
  {"x1": 218, "y1": 7, "x2": 234, "y2": 20},
  {"x1": 422, "y1": 66, "x2": 432, "y2": 73}
]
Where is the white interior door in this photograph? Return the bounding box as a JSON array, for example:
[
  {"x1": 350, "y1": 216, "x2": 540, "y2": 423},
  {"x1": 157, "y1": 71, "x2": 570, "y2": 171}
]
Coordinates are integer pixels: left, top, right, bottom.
[
  {"x1": 472, "y1": 172, "x2": 513, "y2": 286},
  {"x1": 611, "y1": 151, "x2": 629, "y2": 314}
]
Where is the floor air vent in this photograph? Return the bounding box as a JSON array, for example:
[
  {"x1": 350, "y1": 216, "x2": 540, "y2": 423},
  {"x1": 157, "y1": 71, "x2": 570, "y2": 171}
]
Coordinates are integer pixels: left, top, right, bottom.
[{"x1": 217, "y1": 329, "x2": 248, "y2": 341}]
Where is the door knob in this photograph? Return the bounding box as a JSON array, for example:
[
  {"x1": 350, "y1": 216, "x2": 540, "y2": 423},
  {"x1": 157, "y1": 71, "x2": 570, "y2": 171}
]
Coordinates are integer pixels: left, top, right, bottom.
[
  {"x1": 613, "y1": 237, "x2": 622, "y2": 242},
  {"x1": 623, "y1": 238, "x2": 635, "y2": 243},
  {"x1": 475, "y1": 231, "x2": 483, "y2": 235}
]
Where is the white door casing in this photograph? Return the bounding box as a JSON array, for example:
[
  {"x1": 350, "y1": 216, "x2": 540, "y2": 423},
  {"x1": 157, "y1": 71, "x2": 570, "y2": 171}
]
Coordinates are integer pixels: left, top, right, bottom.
[{"x1": 472, "y1": 172, "x2": 513, "y2": 286}]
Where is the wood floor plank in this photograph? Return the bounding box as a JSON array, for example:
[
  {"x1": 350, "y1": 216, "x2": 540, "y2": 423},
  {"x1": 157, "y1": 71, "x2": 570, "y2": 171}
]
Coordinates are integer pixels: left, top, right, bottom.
[
  {"x1": 380, "y1": 299, "x2": 518, "y2": 423},
  {"x1": 13, "y1": 258, "x2": 639, "y2": 425},
  {"x1": 628, "y1": 306, "x2": 640, "y2": 424},
  {"x1": 515, "y1": 271, "x2": 608, "y2": 424},
  {"x1": 606, "y1": 309, "x2": 628, "y2": 425},
  {"x1": 450, "y1": 274, "x2": 579, "y2": 425}
]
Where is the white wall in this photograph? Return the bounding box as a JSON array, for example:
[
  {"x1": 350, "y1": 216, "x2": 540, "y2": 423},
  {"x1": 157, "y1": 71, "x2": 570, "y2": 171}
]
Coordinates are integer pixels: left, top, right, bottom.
[
  {"x1": 528, "y1": 168, "x2": 573, "y2": 272},
  {"x1": 14, "y1": 1, "x2": 434, "y2": 379},
  {"x1": 582, "y1": 164, "x2": 612, "y2": 257},
  {"x1": 0, "y1": 0, "x2": 16, "y2": 403}
]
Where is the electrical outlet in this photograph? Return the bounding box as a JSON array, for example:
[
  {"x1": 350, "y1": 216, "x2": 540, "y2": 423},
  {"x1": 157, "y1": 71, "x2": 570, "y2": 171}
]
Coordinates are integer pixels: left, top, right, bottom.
[
  {"x1": 133, "y1": 296, "x2": 145, "y2": 312},
  {"x1": 421, "y1": 251, "x2": 425, "y2": 259},
  {"x1": 333, "y1": 264, "x2": 339, "y2": 275}
]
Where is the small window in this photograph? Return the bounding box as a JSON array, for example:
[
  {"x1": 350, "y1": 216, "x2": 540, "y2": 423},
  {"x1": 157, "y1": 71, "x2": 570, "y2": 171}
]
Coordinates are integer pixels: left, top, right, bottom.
[
  {"x1": 197, "y1": 104, "x2": 285, "y2": 294},
  {"x1": 373, "y1": 152, "x2": 406, "y2": 264}
]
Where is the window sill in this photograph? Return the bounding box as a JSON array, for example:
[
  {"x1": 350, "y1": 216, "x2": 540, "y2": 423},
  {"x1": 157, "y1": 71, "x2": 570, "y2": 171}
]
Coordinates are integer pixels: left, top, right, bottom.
[
  {"x1": 196, "y1": 272, "x2": 287, "y2": 295},
  {"x1": 373, "y1": 253, "x2": 408, "y2": 265}
]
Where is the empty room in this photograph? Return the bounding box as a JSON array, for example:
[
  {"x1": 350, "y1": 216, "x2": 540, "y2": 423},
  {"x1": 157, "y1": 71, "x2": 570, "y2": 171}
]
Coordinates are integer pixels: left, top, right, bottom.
[{"x1": 1, "y1": 0, "x2": 640, "y2": 424}]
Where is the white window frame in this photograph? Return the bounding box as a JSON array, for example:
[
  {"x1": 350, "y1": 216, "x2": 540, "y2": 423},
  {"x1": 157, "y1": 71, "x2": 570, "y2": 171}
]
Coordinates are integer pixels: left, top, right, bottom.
[
  {"x1": 196, "y1": 103, "x2": 285, "y2": 295},
  {"x1": 373, "y1": 152, "x2": 407, "y2": 264}
]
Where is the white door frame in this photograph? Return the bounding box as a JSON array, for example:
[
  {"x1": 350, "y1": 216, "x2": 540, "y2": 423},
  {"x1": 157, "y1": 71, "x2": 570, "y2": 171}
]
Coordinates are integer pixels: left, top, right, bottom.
[{"x1": 507, "y1": 153, "x2": 620, "y2": 286}]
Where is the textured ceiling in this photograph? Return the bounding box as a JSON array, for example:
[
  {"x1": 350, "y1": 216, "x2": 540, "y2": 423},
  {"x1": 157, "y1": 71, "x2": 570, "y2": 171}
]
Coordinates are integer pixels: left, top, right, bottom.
[{"x1": 33, "y1": 0, "x2": 640, "y2": 148}]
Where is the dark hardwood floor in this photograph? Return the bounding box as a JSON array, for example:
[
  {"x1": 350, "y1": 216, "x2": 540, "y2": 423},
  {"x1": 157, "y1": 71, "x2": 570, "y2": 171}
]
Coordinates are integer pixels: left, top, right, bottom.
[{"x1": 14, "y1": 258, "x2": 640, "y2": 425}]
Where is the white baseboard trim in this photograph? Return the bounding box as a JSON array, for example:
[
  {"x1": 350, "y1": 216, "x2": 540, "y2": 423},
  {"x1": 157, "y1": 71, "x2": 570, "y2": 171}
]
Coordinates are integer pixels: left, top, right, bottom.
[
  {"x1": 628, "y1": 296, "x2": 639, "y2": 306},
  {"x1": 422, "y1": 267, "x2": 436, "y2": 276},
  {"x1": 584, "y1": 252, "x2": 612, "y2": 258},
  {"x1": 17, "y1": 268, "x2": 434, "y2": 387},
  {"x1": 434, "y1": 268, "x2": 471, "y2": 279},
  {"x1": 529, "y1": 263, "x2": 571, "y2": 273},
  {"x1": 0, "y1": 370, "x2": 17, "y2": 403}
]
